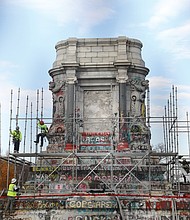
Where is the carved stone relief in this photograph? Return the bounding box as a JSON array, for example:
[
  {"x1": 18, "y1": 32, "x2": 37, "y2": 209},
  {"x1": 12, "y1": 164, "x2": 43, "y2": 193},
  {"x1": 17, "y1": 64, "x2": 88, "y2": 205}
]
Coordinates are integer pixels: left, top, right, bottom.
[
  {"x1": 130, "y1": 78, "x2": 149, "y2": 118},
  {"x1": 47, "y1": 77, "x2": 66, "y2": 152}
]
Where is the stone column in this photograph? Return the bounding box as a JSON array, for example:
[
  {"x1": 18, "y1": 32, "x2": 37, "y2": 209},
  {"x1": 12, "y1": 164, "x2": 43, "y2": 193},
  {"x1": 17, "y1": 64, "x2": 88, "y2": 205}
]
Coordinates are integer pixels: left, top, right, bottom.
[
  {"x1": 117, "y1": 69, "x2": 128, "y2": 116},
  {"x1": 47, "y1": 67, "x2": 66, "y2": 153},
  {"x1": 47, "y1": 37, "x2": 79, "y2": 153},
  {"x1": 116, "y1": 68, "x2": 129, "y2": 150},
  {"x1": 115, "y1": 36, "x2": 131, "y2": 151},
  {"x1": 61, "y1": 37, "x2": 78, "y2": 151},
  {"x1": 65, "y1": 68, "x2": 77, "y2": 151}
]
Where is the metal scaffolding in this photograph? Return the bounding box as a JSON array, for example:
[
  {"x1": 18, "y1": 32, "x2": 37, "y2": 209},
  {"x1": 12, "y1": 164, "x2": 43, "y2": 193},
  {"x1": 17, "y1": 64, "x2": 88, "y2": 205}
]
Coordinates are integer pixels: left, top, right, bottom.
[{"x1": 4, "y1": 86, "x2": 190, "y2": 198}]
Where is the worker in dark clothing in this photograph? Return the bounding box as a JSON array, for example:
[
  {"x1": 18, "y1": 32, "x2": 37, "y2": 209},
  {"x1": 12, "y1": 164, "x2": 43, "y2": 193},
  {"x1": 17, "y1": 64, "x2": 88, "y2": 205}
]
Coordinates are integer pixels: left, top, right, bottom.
[
  {"x1": 34, "y1": 120, "x2": 48, "y2": 147},
  {"x1": 179, "y1": 158, "x2": 190, "y2": 183},
  {"x1": 182, "y1": 159, "x2": 190, "y2": 174},
  {"x1": 10, "y1": 126, "x2": 22, "y2": 153},
  {"x1": 5, "y1": 178, "x2": 20, "y2": 212}
]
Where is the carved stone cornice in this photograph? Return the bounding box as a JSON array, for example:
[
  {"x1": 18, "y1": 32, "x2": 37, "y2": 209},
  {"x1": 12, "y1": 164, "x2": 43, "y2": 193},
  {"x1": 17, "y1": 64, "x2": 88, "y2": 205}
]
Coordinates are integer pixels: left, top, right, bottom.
[
  {"x1": 114, "y1": 60, "x2": 131, "y2": 67},
  {"x1": 128, "y1": 65, "x2": 149, "y2": 76},
  {"x1": 66, "y1": 77, "x2": 77, "y2": 84},
  {"x1": 48, "y1": 67, "x2": 65, "y2": 78},
  {"x1": 65, "y1": 68, "x2": 77, "y2": 84},
  {"x1": 61, "y1": 62, "x2": 79, "y2": 69},
  {"x1": 115, "y1": 66, "x2": 129, "y2": 83}
]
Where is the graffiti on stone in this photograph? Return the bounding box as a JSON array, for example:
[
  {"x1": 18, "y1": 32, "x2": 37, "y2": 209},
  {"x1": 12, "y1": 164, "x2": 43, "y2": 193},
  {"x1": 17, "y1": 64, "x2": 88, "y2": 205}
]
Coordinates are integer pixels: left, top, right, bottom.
[
  {"x1": 1, "y1": 198, "x2": 190, "y2": 219},
  {"x1": 79, "y1": 132, "x2": 112, "y2": 152},
  {"x1": 80, "y1": 132, "x2": 111, "y2": 144},
  {"x1": 66, "y1": 200, "x2": 117, "y2": 209},
  {"x1": 26, "y1": 165, "x2": 166, "y2": 193},
  {"x1": 68, "y1": 215, "x2": 120, "y2": 220},
  {"x1": 14, "y1": 200, "x2": 65, "y2": 210}
]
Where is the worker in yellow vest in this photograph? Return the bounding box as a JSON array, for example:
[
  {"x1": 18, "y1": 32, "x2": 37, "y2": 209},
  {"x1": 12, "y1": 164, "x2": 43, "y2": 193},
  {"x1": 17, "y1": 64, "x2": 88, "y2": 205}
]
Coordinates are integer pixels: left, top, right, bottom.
[
  {"x1": 5, "y1": 178, "x2": 20, "y2": 212},
  {"x1": 10, "y1": 126, "x2": 22, "y2": 153},
  {"x1": 34, "y1": 119, "x2": 48, "y2": 147}
]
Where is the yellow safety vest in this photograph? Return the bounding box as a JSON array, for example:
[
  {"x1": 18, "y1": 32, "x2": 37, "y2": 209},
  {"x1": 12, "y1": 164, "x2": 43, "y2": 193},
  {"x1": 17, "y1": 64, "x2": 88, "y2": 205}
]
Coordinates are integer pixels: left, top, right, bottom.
[
  {"x1": 7, "y1": 183, "x2": 17, "y2": 197},
  {"x1": 11, "y1": 130, "x2": 22, "y2": 141},
  {"x1": 38, "y1": 122, "x2": 48, "y2": 133}
]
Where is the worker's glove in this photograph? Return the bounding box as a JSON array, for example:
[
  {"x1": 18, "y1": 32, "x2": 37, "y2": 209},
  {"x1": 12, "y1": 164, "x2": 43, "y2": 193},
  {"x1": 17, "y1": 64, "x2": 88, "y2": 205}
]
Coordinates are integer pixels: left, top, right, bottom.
[{"x1": 15, "y1": 186, "x2": 20, "y2": 192}]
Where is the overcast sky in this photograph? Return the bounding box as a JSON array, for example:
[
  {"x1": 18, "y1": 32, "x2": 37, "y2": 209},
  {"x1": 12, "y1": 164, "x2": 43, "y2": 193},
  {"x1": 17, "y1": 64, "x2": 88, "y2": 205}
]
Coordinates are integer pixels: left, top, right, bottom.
[{"x1": 0, "y1": 0, "x2": 190, "y2": 156}]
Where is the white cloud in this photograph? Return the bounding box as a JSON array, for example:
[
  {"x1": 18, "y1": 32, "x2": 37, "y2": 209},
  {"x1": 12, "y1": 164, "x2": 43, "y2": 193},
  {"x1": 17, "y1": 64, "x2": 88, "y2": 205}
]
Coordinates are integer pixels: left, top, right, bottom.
[
  {"x1": 148, "y1": 76, "x2": 172, "y2": 89},
  {"x1": 145, "y1": 0, "x2": 190, "y2": 29},
  {"x1": 148, "y1": 79, "x2": 190, "y2": 121},
  {"x1": 150, "y1": 105, "x2": 164, "y2": 117},
  {"x1": 147, "y1": 76, "x2": 175, "y2": 117},
  {"x1": 7, "y1": 0, "x2": 115, "y2": 33},
  {"x1": 177, "y1": 84, "x2": 190, "y2": 94},
  {"x1": 157, "y1": 22, "x2": 190, "y2": 59},
  {"x1": 149, "y1": 78, "x2": 189, "y2": 123},
  {"x1": 141, "y1": 0, "x2": 190, "y2": 63},
  {"x1": 0, "y1": 60, "x2": 19, "y2": 80},
  {"x1": 0, "y1": 61, "x2": 19, "y2": 103},
  {"x1": 177, "y1": 85, "x2": 190, "y2": 118},
  {"x1": 0, "y1": 60, "x2": 18, "y2": 68}
]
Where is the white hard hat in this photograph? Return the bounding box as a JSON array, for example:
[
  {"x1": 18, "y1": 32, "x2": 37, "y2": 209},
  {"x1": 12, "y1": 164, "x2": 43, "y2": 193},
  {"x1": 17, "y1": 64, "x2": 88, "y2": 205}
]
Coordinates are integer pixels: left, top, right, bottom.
[{"x1": 11, "y1": 178, "x2": 17, "y2": 183}]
